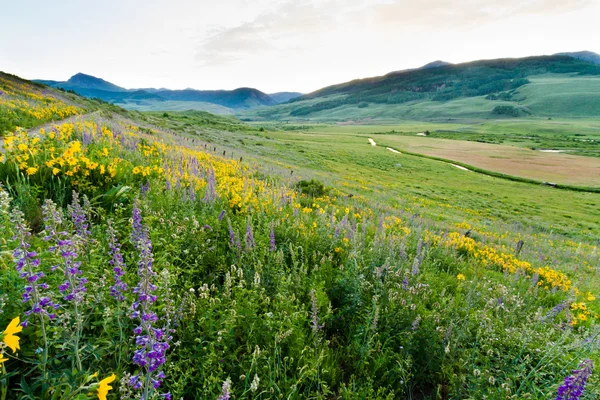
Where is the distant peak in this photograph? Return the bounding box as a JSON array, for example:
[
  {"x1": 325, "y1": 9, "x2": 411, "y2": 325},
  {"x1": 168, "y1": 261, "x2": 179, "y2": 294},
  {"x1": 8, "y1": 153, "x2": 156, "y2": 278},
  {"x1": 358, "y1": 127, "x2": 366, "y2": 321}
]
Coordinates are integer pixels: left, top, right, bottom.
[
  {"x1": 420, "y1": 60, "x2": 451, "y2": 69},
  {"x1": 554, "y1": 51, "x2": 600, "y2": 65},
  {"x1": 65, "y1": 73, "x2": 126, "y2": 92}
]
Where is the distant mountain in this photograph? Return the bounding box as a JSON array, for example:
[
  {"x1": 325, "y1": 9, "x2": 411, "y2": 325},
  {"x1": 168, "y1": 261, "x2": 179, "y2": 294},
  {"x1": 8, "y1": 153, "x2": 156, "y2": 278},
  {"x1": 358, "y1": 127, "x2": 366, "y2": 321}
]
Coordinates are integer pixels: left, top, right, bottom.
[
  {"x1": 244, "y1": 55, "x2": 600, "y2": 121},
  {"x1": 61, "y1": 72, "x2": 127, "y2": 92},
  {"x1": 34, "y1": 73, "x2": 277, "y2": 110},
  {"x1": 555, "y1": 51, "x2": 600, "y2": 65},
  {"x1": 420, "y1": 60, "x2": 451, "y2": 69},
  {"x1": 268, "y1": 92, "x2": 303, "y2": 104},
  {"x1": 154, "y1": 87, "x2": 275, "y2": 109}
]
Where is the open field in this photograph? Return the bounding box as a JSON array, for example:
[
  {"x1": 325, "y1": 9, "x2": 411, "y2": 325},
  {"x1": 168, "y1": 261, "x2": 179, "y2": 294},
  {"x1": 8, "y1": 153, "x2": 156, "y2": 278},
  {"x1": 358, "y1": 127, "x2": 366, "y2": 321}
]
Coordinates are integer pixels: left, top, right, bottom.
[
  {"x1": 372, "y1": 134, "x2": 600, "y2": 187},
  {"x1": 147, "y1": 113, "x2": 600, "y2": 239}
]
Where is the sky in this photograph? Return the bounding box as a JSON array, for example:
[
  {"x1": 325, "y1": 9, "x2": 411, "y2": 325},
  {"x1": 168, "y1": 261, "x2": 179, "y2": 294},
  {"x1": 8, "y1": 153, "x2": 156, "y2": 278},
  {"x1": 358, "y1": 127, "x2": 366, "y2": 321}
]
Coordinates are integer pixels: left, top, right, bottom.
[{"x1": 1, "y1": 0, "x2": 599, "y2": 93}]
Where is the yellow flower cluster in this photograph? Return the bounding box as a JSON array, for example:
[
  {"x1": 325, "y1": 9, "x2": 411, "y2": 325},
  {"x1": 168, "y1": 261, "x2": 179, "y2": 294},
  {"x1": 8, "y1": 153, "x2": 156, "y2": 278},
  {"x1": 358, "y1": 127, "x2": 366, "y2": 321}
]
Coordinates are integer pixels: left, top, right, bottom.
[
  {"x1": 435, "y1": 232, "x2": 573, "y2": 291},
  {"x1": 0, "y1": 76, "x2": 81, "y2": 125}
]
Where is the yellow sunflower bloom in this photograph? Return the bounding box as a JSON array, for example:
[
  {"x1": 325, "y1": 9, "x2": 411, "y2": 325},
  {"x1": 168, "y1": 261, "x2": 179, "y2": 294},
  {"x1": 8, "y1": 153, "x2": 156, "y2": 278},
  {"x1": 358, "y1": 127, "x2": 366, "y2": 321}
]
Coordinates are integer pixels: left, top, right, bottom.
[
  {"x1": 2, "y1": 316, "x2": 23, "y2": 353},
  {"x1": 97, "y1": 373, "x2": 116, "y2": 400}
]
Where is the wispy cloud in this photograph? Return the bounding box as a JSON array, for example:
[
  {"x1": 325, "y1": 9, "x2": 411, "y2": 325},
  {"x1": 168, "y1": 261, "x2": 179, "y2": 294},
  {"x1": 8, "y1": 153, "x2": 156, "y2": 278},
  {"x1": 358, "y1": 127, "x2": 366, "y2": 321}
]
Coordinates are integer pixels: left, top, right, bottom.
[{"x1": 195, "y1": 0, "x2": 594, "y2": 67}]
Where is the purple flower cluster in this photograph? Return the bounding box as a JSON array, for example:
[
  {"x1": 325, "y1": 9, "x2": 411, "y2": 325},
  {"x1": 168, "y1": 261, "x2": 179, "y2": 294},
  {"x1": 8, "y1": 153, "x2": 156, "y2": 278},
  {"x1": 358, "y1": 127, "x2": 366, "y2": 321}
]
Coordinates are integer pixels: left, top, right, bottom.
[
  {"x1": 11, "y1": 208, "x2": 58, "y2": 325},
  {"x1": 269, "y1": 223, "x2": 276, "y2": 252},
  {"x1": 42, "y1": 199, "x2": 87, "y2": 303},
  {"x1": 245, "y1": 218, "x2": 255, "y2": 250},
  {"x1": 217, "y1": 378, "x2": 232, "y2": 400},
  {"x1": 68, "y1": 191, "x2": 91, "y2": 241},
  {"x1": 557, "y1": 359, "x2": 593, "y2": 400},
  {"x1": 107, "y1": 220, "x2": 128, "y2": 301},
  {"x1": 309, "y1": 289, "x2": 323, "y2": 336},
  {"x1": 204, "y1": 167, "x2": 217, "y2": 203},
  {"x1": 129, "y1": 202, "x2": 171, "y2": 399}
]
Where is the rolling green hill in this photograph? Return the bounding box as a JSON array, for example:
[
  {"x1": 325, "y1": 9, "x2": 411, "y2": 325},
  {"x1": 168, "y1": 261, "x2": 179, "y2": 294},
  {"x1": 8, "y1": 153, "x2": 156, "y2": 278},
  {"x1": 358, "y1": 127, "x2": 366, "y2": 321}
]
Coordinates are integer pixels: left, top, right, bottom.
[
  {"x1": 34, "y1": 73, "x2": 278, "y2": 111},
  {"x1": 243, "y1": 55, "x2": 600, "y2": 121}
]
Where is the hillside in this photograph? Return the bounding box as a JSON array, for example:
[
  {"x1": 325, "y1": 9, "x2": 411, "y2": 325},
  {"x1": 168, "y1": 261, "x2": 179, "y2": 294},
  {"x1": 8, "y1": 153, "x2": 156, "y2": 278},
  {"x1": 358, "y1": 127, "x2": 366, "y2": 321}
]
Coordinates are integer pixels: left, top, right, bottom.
[
  {"x1": 1, "y1": 72, "x2": 599, "y2": 399},
  {"x1": 268, "y1": 91, "x2": 303, "y2": 103},
  {"x1": 557, "y1": 50, "x2": 600, "y2": 65},
  {"x1": 243, "y1": 55, "x2": 600, "y2": 121},
  {"x1": 34, "y1": 73, "x2": 279, "y2": 112}
]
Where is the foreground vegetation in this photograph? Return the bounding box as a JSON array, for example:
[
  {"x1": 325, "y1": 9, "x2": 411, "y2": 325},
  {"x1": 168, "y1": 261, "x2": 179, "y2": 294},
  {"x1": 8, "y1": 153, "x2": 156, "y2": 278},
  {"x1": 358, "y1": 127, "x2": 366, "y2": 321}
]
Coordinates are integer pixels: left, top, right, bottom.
[{"x1": 0, "y1": 77, "x2": 599, "y2": 400}]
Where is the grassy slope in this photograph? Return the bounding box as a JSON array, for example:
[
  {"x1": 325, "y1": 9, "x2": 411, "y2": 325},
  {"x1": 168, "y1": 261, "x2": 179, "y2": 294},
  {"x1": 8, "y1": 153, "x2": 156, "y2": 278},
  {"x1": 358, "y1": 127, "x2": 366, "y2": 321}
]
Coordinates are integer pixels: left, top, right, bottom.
[
  {"x1": 116, "y1": 99, "x2": 236, "y2": 114},
  {"x1": 242, "y1": 74, "x2": 600, "y2": 122},
  {"x1": 144, "y1": 112, "x2": 600, "y2": 239}
]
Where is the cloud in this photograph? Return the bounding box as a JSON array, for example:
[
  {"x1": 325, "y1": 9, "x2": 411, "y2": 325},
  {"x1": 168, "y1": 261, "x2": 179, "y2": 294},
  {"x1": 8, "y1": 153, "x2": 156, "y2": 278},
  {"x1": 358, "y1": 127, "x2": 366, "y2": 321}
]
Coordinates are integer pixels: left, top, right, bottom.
[{"x1": 193, "y1": 0, "x2": 595, "y2": 71}]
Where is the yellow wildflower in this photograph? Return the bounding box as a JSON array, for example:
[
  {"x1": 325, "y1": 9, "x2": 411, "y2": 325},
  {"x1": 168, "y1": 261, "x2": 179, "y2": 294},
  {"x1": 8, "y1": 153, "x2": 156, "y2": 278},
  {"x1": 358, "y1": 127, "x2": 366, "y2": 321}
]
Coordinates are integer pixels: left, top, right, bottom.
[
  {"x1": 97, "y1": 373, "x2": 116, "y2": 400},
  {"x1": 457, "y1": 274, "x2": 466, "y2": 281},
  {"x1": 25, "y1": 166, "x2": 38, "y2": 175},
  {"x1": 2, "y1": 316, "x2": 23, "y2": 353},
  {"x1": 587, "y1": 292, "x2": 596, "y2": 302},
  {"x1": 52, "y1": 168, "x2": 60, "y2": 175}
]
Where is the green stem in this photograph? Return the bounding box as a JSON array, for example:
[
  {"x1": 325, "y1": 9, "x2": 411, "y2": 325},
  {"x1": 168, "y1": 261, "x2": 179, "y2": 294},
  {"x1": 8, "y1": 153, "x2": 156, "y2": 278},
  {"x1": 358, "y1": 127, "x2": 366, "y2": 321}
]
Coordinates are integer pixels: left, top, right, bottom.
[
  {"x1": 73, "y1": 302, "x2": 82, "y2": 372},
  {"x1": 39, "y1": 315, "x2": 48, "y2": 395},
  {"x1": 1, "y1": 362, "x2": 7, "y2": 400}
]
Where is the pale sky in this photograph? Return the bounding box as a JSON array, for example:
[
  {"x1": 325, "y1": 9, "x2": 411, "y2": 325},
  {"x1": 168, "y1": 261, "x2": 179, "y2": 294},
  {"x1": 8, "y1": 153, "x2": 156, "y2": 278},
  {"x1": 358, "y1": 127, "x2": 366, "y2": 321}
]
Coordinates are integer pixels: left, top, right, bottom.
[{"x1": 1, "y1": 0, "x2": 599, "y2": 93}]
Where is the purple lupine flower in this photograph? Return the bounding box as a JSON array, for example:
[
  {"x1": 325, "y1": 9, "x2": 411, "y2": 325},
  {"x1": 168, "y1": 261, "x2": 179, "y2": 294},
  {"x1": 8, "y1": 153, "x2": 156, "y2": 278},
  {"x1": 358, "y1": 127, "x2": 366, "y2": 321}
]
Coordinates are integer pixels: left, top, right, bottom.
[
  {"x1": 129, "y1": 206, "x2": 170, "y2": 399},
  {"x1": 557, "y1": 359, "x2": 593, "y2": 400},
  {"x1": 68, "y1": 191, "x2": 91, "y2": 242},
  {"x1": 204, "y1": 167, "x2": 217, "y2": 203},
  {"x1": 245, "y1": 218, "x2": 255, "y2": 250},
  {"x1": 218, "y1": 210, "x2": 226, "y2": 222},
  {"x1": 131, "y1": 200, "x2": 145, "y2": 248},
  {"x1": 269, "y1": 223, "x2": 276, "y2": 252},
  {"x1": 82, "y1": 131, "x2": 92, "y2": 146},
  {"x1": 10, "y1": 208, "x2": 58, "y2": 325},
  {"x1": 107, "y1": 220, "x2": 128, "y2": 301},
  {"x1": 402, "y1": 276, "x2": 409, "y2": 290},
  {"x1": 41, "y1": 199, "x2": 65, "y2": 242},
  {"x1": 217, "y1": 378, "x2": 232, "y2": 400},
  {"x1": 411, "y1": 316, "x2": 421, "y2": 331},
  {"x1": 543, "y1": 301, "x2": 569, "y2": 322},
  {"x1": 188, "y1": 184, "x2": 196, "y2": 201},
  {"x1": 140, "y1": 182, "x2": 150, "y2": 197},
  {"x1": 54, "y1": 237, "x2": 86, "y2": 303},
  {"x1": 165, "y1": 178, "x2": 172, "y2": 191},
  {"x1": 309, "y1": 289, "x2": 323, "y2": 336}
]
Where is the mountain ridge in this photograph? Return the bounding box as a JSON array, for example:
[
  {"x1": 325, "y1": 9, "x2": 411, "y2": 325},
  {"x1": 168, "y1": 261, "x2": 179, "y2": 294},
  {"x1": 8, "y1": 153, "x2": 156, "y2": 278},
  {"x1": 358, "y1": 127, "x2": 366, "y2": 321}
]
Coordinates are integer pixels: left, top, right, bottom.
[{"x1": 33, "y1": 73, "x2": 280, "y2": 111}]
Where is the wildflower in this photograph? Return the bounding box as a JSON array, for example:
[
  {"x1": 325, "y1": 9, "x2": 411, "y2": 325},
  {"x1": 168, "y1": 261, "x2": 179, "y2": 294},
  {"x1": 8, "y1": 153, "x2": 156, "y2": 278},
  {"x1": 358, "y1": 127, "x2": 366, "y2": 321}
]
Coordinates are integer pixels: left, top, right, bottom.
[
  {"x1": 309, "y1": 289, "x2": 323, "y2": 336},
  {"x1": 26, "y1": 167, "x2": 38, "y2": 175},
  {"x1": 250, "y1": 374, "x2": 260, "y2": 392},
  {"x1": 269, "y1": 223, "x2": 276, "y2": 252},
  {"x1": 11, "y1": 208, "x2": 57, "y2": 324},
  {"x1": 204, "y1": 167, "x2": 216, "y2": 202},
  {"x1": 556, "y1": 359, "x2": 593, "y2": 400},
  {"x1": 457, "y1": 273, "x2": 466, "y2": 281},
  {"x1": 68, "y1": 191, "x2": 91, "y2": 240},
  {"x1": 217, "y1": 378, "x2": 232, "y2": 400},
  {"x1": 107, "y1": 220, "x2": 128, "y2": 301},
  {"x1": 245, "y1": 218, "x2": 255, "y2": 250},
  {"x1": 2, "y1": 316, "x2": 23, "y2": 353},
  {"x1": 97, "y1": 373, "x2": 116, "y2": 400},
  {"x1": 129, "y1": 204, "x2": 170, "y2": 399}
]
